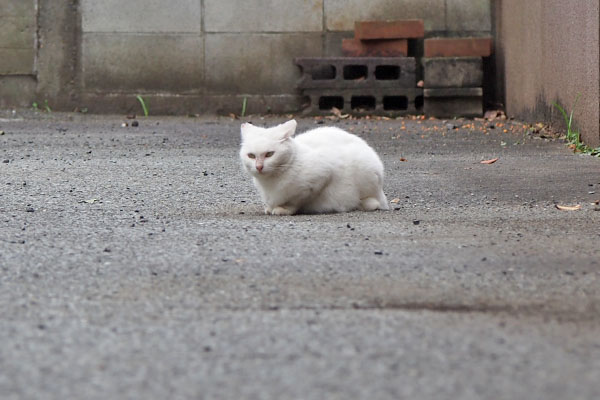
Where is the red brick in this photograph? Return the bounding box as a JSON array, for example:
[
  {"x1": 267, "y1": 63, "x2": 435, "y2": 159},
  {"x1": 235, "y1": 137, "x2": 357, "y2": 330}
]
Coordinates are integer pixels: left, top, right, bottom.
[
  {"x1": 354, "y1": 20, "x2": 424, "y2": 40},
  {"x1": 341, "y1": 38, "x2": 408, "y2": 57},
  {"x1": 424, "y1": 37, "x2": 493, "y2": 57}
]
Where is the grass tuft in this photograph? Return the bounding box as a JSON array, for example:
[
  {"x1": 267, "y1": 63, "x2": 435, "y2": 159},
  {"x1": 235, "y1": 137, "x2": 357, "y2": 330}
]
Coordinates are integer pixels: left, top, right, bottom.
[
  {"x1": 136, "y1": 95, "x2": 149, "y2": 117},
  {"x1": 553, "y1": 95, "x2": 599, "y2": 157},
  {"x1": 241, "y1": 97, "x2": 248, "y2": 118}
]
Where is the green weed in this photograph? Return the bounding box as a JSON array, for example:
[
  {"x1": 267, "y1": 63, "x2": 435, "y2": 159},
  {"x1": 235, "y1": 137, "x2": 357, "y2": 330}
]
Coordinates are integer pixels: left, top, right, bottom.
[
  {"x1": 136, "y1": 95, "x2": 149, "y2": 117},
  {"x1": 553, "y1": 95, "x2": 600, "y2": 157},
  {"x1": 241, "y1": 97, "x2": 248, "y2": 118},
  {"x1": 32, "y1": 100, "x2": 51, "y2": 113}
]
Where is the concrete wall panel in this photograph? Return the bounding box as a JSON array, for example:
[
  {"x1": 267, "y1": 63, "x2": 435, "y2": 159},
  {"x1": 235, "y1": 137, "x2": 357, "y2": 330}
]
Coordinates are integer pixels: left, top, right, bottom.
[
  {"x1": 447, "y1": 0, "x2": 491, "y2": 32},
  {"x1": 205, "y1": 33, "x2": 322, "y2": 94},
  {"x1": 324, "y1": 0, "x2": 446, "y2": 32},
  {"x1": 497, "y1": 0, "x2": 599, "y2": 146},
  {"x1": 205, "y1": 0, "x2": 323, "y2": 32},
  {"x1": 0, "y1": 76, "x2": 36, "y2": 108},
  {"x1": 0, "y1": 49, "x2": 34, "y2": 75},
  {"x1": 0, "y1": 17, "x2": 35, "y2": 49},
  {"x1": 83, "y1": 34, "x2": 203, "y2": 92},
  {"x1": 0, "y1": 0, "x2": 36, "y2": 18},
  {"x1": 81, "y1": 0, "x2": 201, "y2": 33}
]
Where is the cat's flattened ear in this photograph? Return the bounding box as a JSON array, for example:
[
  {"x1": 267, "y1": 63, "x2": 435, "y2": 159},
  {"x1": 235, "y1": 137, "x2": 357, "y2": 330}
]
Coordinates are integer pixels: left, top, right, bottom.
[{"x1": 279, "y1": 119, "x2": 297, "y2": 140}]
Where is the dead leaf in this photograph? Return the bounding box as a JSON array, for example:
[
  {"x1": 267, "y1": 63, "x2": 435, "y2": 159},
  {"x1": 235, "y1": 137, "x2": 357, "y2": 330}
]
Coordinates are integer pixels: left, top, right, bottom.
[
  {"x1": 480, "y1": 158, "x2": 499, "y2": 164},
  {"x1": 390, "y1": 198, "x2": 401, "y2": 204},
  {"x1": 484, "y1": 110, "x2": 498, "y2": 120},
  {"x1": 417, "y1": 80, "x2": 424, "y2": 88},
  {"x1": 330, "y1": 107, "x2": 349, "y2": 119},
  {"x1": 229, "y1": 113, "x2": 237, "y2": 119},
  {"x1": 556, "y1": 204, "x2": 581, "y2": 211},
  {"x1": 399, "y1": 157, "x2": 407, "y2": 162},
  {"x1": 484, "y1": 110, "x2": 506, "y2": 121}
]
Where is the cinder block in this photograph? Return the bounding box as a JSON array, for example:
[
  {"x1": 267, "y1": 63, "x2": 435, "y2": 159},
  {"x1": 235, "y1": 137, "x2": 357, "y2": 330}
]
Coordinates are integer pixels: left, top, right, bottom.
[
  {"x1": 295, "y1": 57, "x2": 416, "y2": 89},
  {"x1": 324, "y1": 0, "x2": 445, "y2": 32},
  {"x1": 302, "y1": 87, "x2": 423, "y2": 116},
  {"x1": 424, "y1": 87, "x2": 483, "y2": 97},
  {"x1": 422, "y1": 57, "x2": 483, "y2": 88},
  {"x1": 82, "y1": 34, "x2": 203, "y2": 91},
  {"x1": 205, "y1": 34, "x2": 322, "y2": 94},
  {"x1": 0, "y1": 17, "x2": 35, "y2": 49},
  {"x1": 205, "y1": 0, "x2": 323, "y2": 32},
  {"x1": 446, "y1": 0, "x2": 492, "y2": 32},
  {"x1": 81, "y1": 0, "x2": 201, "y2": 33},
  {"x1": 342, "y1": 38, "x2": 408, "y2": 57},
  {"x1": 424, "y1": 37, "x2": 492, "y2": 57},
  {"x1": 424, "y1": 87, "x2": 483, "y2": 117},
  {"x1": 354, "y1": 20, "x2": 424, "y2": 39},
  {"x1": 0, "y1": 49, "x2": 34, "y2": 74}
]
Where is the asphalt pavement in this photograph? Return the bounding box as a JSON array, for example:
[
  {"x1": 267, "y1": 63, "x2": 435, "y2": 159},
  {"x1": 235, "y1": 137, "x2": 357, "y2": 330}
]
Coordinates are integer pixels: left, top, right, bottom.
[{"x1": 1, "y1": 111, "x2": 599, "y2": 399}]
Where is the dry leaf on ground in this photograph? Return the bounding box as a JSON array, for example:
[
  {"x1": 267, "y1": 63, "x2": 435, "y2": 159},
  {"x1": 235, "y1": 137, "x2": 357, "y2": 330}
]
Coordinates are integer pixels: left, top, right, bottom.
[
  {"x1": 484, "y1": 110, "x2": 506, "y2": 121},
  {"x1": 480, "y1": 158, "x2": 499, "y2": 164},
  {"x1": 399, "y1": 157, "x2": 407, "y2": 162},
  {"x1": 330, "y1": 107, "x2": 349, "y2": 119},
  {"x1": 555, "y1": 204, "x2": 581, "y2": 211},
  {"x1": 390, "y1": 198, "x2": 401, "y2": 204}
]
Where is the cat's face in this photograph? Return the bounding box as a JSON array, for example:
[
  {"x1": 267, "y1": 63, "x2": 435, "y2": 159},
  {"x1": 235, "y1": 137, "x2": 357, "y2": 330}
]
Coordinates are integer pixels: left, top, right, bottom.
[{"x1": 240, "y1": 120, "x2": 297, "y2": 177}]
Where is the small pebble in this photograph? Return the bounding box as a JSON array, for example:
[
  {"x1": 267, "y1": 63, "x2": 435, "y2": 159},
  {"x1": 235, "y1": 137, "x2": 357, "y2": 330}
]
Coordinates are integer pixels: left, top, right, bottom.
[
  {"x1": 413, "y1": 220, "x2": 420, "y2": 225},
  {"x1": 25, "y1": 207, "x2": 35, "y2": 212},
  {"x1": 374, "y1": 251, "x2": 383, "y2": 255},
  {"x1": 2, "y1": 159, "x2": 9, "y2": 163},
  {"x1": 132, "y1": 120, "x2": 139, "y2": 127}
]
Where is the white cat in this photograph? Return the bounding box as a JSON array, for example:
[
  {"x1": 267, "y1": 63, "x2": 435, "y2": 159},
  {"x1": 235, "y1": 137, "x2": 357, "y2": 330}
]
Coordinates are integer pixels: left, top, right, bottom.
[{"x1": 239, "y1": 119, "x2": 389, "y2": 215}]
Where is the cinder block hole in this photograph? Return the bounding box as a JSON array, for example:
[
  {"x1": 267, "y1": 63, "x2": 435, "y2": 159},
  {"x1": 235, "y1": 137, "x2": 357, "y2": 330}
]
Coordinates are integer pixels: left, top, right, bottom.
[
  {"x1": 343, "y1": 65, "x2": 368, "y2": 80},
  {"x1": 415, "y1": 95, "x2": 424, "y2": 110},
  {"x1": 383, "y1": 96, "x2": 408, "y2": 110},
  {"x1": 375, "y1": 65, "x2": 400, "y2": 80},
  {"x1": 318, "y1": 96, "x2": 344, "y2": 110},
  {"x1": 310, "y1": 65, "x2": 336, "y2": 80},
  {"x1": 350, "y1": 96, "x2": 376, "y2": 110}
]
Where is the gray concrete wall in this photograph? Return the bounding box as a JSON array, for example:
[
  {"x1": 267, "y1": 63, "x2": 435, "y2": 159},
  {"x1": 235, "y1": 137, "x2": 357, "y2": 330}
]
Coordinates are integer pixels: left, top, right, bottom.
[
  {"x1": 0, "y1": 0, "x2": 37, "y2": 108},
  {"x1": 494, "y1": 0, "x2": 600, "y2": 147},
  {"x1": 0, "y1": 0, "x2": 492, "y2": 115}
]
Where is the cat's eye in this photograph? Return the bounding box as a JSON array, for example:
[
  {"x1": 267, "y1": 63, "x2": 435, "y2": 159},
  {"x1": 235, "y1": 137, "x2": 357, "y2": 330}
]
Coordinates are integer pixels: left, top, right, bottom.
[
  {"x1": 247, "y1": 153, "x2": 256, "y2": 159},
  {"x1": 265, "y1": 151, "x2": 275, "y2": 157}
]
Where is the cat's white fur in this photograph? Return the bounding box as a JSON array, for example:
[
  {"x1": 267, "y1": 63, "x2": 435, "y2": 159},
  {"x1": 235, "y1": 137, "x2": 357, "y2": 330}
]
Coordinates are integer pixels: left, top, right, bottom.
[{"x1": 239, "y1": 119, "x2": 389, "y2": 215}]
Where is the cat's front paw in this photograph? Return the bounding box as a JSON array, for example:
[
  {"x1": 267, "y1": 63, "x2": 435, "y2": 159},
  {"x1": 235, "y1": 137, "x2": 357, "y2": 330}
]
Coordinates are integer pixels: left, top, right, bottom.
[
  {"x1": 271, "y1": 206, "x2": 295, "y2": 216},
  {"x1": 264, "y1": 206, "x2": 273, "y2": 215}
]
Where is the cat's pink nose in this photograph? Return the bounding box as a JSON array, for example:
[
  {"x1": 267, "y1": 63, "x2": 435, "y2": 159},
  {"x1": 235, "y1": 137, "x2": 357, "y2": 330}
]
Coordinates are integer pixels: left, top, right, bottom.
[{"x1": 256, "y1": 164, "x2": 263, "y2": 172}]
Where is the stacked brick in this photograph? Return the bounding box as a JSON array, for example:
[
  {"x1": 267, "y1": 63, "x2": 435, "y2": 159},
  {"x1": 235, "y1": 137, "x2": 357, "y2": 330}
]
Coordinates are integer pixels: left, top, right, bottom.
[
  {"x1": 295, "y1": 19, "x2": 493, "y2": 118},
  {"x1": 295, "y1": 20, "x2": 425, "y2": 116},
  {"x1": 422, "y1": 37, "x2": 492, "y2": 117}
]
